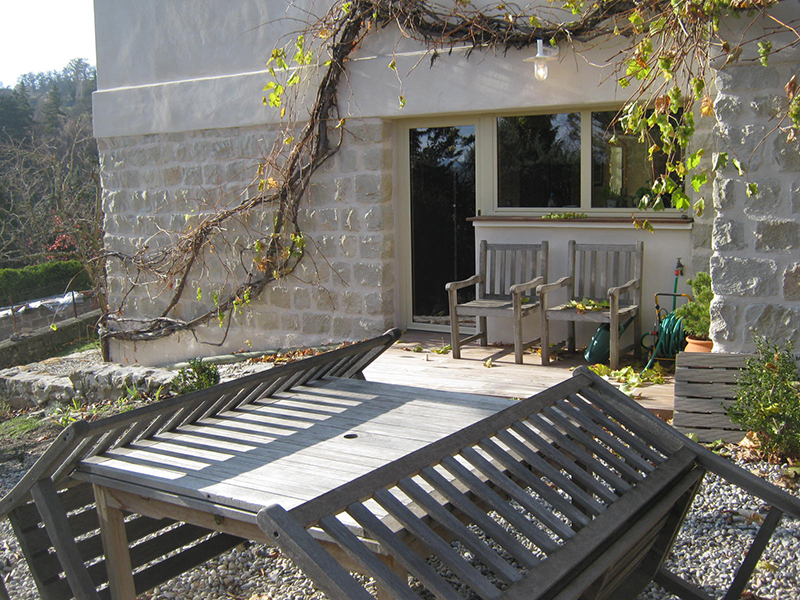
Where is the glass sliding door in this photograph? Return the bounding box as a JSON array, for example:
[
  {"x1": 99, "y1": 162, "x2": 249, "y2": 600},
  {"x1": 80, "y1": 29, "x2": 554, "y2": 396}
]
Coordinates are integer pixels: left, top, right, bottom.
[{"x1": 409, "y1": 125, "x2": 476, "y2": 325}]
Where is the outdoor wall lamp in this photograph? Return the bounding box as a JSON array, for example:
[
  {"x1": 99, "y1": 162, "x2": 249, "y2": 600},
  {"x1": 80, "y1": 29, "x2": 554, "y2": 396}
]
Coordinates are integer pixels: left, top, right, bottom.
[{"x1": 524, "y1": 39, "x2": 559, "y2": 81}]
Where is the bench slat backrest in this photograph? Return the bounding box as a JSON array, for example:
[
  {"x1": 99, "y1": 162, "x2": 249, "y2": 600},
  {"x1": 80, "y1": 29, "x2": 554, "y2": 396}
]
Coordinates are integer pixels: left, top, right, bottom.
[
  {"x1": 258, "y1": 372, "x2": 693, "y2": 600},
  {"x1": 479, "y1": 240, "x2": 548, "y2": 300},
  {"x1": 8, "y1": 481, "x2": 243, "y2": 600},
  {"x1": 0, "y1": 329, "x2": 402, "y2": 600},
  {"x1": 568, "y1": 240, "x2": 643, "y2": 304}
]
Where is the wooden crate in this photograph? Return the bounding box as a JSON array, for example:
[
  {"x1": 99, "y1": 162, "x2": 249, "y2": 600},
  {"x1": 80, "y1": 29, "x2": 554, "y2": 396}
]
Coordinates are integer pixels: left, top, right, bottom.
[{"x1": 673, "y1": 352, "x2": 753, "y2": 443}]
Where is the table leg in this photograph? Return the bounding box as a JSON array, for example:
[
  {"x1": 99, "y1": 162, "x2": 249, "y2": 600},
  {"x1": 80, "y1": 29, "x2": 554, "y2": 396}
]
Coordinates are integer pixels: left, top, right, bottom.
[{"x1": 93, "y1": 485, "x2": 137, "y2": 600}]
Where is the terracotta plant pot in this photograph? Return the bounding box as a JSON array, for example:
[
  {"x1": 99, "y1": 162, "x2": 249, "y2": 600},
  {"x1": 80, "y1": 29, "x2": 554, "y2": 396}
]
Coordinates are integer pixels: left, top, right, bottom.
[{"x1": 684, "y1": 336, "x2": 713, "y2": 353}]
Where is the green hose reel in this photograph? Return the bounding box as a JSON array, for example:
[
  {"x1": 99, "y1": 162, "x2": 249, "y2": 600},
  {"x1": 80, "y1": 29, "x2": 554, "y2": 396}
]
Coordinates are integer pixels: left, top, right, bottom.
[{"x1": 643, "y1": 311, "x2": 686, "y2": 370}]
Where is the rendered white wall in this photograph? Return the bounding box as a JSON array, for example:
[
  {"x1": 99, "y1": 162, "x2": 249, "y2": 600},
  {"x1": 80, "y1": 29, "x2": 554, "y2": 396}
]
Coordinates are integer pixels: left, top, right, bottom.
[{"x1": 473, "y1": 221, "x2": 694, "y2": 352}]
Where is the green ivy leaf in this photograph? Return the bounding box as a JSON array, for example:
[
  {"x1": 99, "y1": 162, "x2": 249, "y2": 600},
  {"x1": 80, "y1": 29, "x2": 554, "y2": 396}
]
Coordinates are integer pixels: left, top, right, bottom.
[
  {"x1": 671, "y1": 188, "x2": 691, "y2": 210},
  {"x1": 746, "y1": 182, "x2": 759, "y2": 197},
  {"x1": 731, "y1": 157, "x2": 745, "y2": 176},
  {"x1": 691, "y1": 172, "x2": 708, "y2": 193},
  {"x1": 686, "y1": 149, "x2": 704, "y2": 170},
  {"x1": 693, "y1": 198, "x2": 705, "y2": 217},
  {"x1": 398, "y1": 95, "x2": 406, "y2": 109},
  {"x1": 712, "y1": 152, "x2": 728, "y2": 171}
]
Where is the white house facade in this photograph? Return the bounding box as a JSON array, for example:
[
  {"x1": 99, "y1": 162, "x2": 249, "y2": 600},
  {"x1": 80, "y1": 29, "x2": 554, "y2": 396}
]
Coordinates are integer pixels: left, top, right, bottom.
[{"x1": 93, "y1": 1, "x2": 798, "y2": 365}]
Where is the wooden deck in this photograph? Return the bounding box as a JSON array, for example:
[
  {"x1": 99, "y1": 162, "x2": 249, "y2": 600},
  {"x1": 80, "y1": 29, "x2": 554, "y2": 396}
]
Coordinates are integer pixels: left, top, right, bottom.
[{"x1": 363, "y1": 330, "x2": 674, "y2": 417}]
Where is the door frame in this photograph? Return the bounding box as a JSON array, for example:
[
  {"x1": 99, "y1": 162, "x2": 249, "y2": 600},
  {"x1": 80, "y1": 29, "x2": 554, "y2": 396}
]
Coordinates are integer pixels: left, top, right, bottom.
[{"x1": 395, "y1": 116, "x2": 490, "y2": 332}]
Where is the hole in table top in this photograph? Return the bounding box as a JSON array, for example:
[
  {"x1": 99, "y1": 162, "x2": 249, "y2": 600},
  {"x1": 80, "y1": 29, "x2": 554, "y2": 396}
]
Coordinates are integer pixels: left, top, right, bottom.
[{"x1": 344, "y1": 433, "x2": 358, "y2": 439}]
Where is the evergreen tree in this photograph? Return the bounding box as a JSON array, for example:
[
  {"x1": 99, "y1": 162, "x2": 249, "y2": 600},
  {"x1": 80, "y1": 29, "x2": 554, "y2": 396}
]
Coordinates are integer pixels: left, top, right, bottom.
[{"x1": 41, "y1": 85, "x2": 65, "y2": 135}]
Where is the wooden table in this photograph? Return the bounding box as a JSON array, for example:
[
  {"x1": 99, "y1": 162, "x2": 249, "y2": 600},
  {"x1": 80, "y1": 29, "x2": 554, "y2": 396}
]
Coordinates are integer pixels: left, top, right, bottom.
[{"x1": 78, "y1": 377, "x2": 513, "y2": 598}]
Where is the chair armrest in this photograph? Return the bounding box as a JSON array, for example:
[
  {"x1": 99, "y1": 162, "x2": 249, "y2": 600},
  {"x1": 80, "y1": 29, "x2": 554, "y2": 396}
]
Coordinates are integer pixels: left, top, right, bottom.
[
  {"x1": 536, "y1": 276, "x2": 572, "y2": 297},
  {"x1": 510, "y1": 276, "x2": 544, "y2": 296},
  {"x1": 608, "y1": 278, "x2": 640, "y2": 300},
  {"x1": 445, "y1": 274, "x2": 482, "y2": 293}
]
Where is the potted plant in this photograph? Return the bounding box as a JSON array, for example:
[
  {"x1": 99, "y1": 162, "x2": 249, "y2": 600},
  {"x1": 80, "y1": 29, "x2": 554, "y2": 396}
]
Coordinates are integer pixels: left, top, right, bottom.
[{"x1": 674, "y1": 271, "x2": 713, "y2": 352}]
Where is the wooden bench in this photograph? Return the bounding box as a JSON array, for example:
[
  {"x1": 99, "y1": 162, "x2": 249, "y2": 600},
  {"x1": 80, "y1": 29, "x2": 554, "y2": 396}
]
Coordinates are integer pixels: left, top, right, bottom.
[
  {"x1": 0, "y1": 330, "x2": 404, "y2": 600},
  {"x1": 539, "y1": 240, "x2": 643, "y2": 369},
  {"x1": 258, "y1": 367, "x2": 800, "y2": 600},
  {"x1": 446, "y1": 240, "x2": 548, "y2": 364},
  {"x1": 673, "y1": 351, "x2": 751, "y2": 443}
]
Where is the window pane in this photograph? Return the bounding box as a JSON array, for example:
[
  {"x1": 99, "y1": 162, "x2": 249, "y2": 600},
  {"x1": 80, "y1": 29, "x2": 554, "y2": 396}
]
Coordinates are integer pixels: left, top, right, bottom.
[
  {"x1": 497, "y1": 114, "x2": 581, "y2": 208},
  {"x1": 592, "y1": 110, "x2": 677, "y2": 208}
]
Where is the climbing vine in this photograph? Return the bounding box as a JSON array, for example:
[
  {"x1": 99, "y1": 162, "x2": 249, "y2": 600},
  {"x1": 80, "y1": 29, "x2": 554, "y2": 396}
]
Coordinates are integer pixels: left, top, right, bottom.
[{"x1": 101, "y1": 0, "x2": 794, "y2": 343}]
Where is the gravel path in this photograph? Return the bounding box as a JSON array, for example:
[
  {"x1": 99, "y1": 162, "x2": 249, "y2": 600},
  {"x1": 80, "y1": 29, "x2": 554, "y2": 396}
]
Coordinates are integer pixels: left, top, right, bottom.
[{"x1": 0, "y1": 443, "x2": 797, "y2": 599}]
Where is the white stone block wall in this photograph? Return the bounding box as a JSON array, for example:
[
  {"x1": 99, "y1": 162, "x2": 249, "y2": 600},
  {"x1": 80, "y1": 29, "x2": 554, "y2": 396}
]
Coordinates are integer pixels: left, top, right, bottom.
[
  {"x1": 100, "y1": 118, "x2": 397, "y2": 366},
  {"x1": 710, "y1": 59, "x2": 800, "y2": 351}
]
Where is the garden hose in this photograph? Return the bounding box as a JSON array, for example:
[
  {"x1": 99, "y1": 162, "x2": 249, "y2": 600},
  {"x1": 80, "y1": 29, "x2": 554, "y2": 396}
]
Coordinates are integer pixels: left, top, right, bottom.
[{"x1": 644, "y1": 312, "x2": 686, "y2": 371}]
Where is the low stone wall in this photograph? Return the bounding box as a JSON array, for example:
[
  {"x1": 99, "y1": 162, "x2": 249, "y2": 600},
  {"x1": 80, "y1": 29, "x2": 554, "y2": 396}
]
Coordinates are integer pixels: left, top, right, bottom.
[
  {"x1": 0, "y1": 353, "x2": 174, "y2": 409},
  {"x1": 0, "y1": 295, "x2": 97, "y2": 340},
  {"x1": 0, "y1": 310, "x2": 102, "y2": 371}
]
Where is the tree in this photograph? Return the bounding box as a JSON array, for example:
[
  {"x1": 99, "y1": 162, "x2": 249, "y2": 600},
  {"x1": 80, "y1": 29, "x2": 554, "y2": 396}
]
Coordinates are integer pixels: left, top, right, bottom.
[
  {"x1": 0, "y1": 115, "x2": 104, "y2": 302},
  {"x1": 0, "y1": 84, "x2": 34, "y2": 139},
  {"x1": 41, "y1": 85, "x2": 65, "y2": 135}
]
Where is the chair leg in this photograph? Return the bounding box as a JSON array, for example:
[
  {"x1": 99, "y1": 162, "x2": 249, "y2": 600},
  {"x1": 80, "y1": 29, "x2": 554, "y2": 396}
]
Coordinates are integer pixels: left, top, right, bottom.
[
  {"x1": 633, "y1": 312, "x2": 642, "y2": 359},
  {"x1": 513, "y1": 316, "x2": 523, "y2": 364},
  {"x1": 568, "y1": 321, "x2": 576, "y2": 353},
  {"x1": 450, "y1": 311, "x2": 461, "y2": 359},
  {"x1": 479, "y1": 316, "x2": 488, "y2": 346},
  {"x1": 610, "y1": 311, "x2": 620, "y2": 370},
  {"x1": 540, "y1": 310, "x2": 550, "y2": 366}
]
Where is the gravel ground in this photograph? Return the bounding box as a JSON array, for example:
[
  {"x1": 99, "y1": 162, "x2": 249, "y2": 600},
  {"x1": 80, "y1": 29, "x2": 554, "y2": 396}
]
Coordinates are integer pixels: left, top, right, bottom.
[{"x1": 0, "y1": 447, "x2": 797, "y2": 600}]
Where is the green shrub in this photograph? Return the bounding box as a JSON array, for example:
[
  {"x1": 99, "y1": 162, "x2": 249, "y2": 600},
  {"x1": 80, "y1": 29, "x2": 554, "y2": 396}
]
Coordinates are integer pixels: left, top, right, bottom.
[
  {"x1": 674, "y1": 271, "x2": 712, "y2": 340},
  {"x1": 727, "y1": 336, "x2": 800, "y2": 459},
  {"x1": 170, "y1": 358, "x2": 221, "y2": 395},
  {"x1": 0, "y1": 260, "x2": 92, "y2": 305}
]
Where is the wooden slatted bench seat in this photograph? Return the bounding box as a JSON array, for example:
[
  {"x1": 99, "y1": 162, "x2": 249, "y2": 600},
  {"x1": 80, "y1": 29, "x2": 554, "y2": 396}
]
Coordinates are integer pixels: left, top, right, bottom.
[
  {"x1": 0, "y1": 330, "x2": 407, "y2": 600},
  {"x1": 673, "y1": 351, "x2": 751, "y2": 443},
  {"x1": 258, "y1": 367, "x2": 800, "y2": 600}
]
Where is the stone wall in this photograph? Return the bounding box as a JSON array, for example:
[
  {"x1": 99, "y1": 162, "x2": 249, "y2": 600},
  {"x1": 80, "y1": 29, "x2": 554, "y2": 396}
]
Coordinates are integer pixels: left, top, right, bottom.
[
  {"x1": 0, "y1": 310, "x2": 101, "y2": 371},
  {"x1": 100, "y1": 118, "x2": 396, "y2": 366},
  {"x1": 710, "y1": 57, "x2": 800, "y2": 351},
  {"x1": 0, "y1": 295, "x2": 97, "y2": 340}
]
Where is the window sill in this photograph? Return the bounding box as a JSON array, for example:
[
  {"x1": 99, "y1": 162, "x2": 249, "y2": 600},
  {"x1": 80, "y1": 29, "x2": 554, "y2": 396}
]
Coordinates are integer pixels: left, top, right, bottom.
[{"x1": 468, "y1": 215, "x2": 693, "y2": 230}]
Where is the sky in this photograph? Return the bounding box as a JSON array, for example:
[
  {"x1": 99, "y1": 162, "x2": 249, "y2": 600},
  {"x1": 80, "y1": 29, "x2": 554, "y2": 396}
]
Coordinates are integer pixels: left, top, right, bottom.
[{"x1": 0, "y1": 0, "x2": 96, "y2": 88}]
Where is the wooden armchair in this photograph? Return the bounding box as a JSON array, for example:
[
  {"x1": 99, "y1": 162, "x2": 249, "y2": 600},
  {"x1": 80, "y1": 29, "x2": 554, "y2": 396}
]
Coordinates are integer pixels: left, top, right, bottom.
[
  {"x1": 538, "y1": 240, "x2": 643, "y2": 369},
  {"x1": 446, "y1": 240, "x2": 548, "y2": 364}
]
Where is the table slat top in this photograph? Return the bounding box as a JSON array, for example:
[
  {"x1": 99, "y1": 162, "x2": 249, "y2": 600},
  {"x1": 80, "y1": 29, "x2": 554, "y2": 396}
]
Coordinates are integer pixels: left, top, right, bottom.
[{"x1": 76, "y1": 377, "x2": 515, "y2": 514}]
